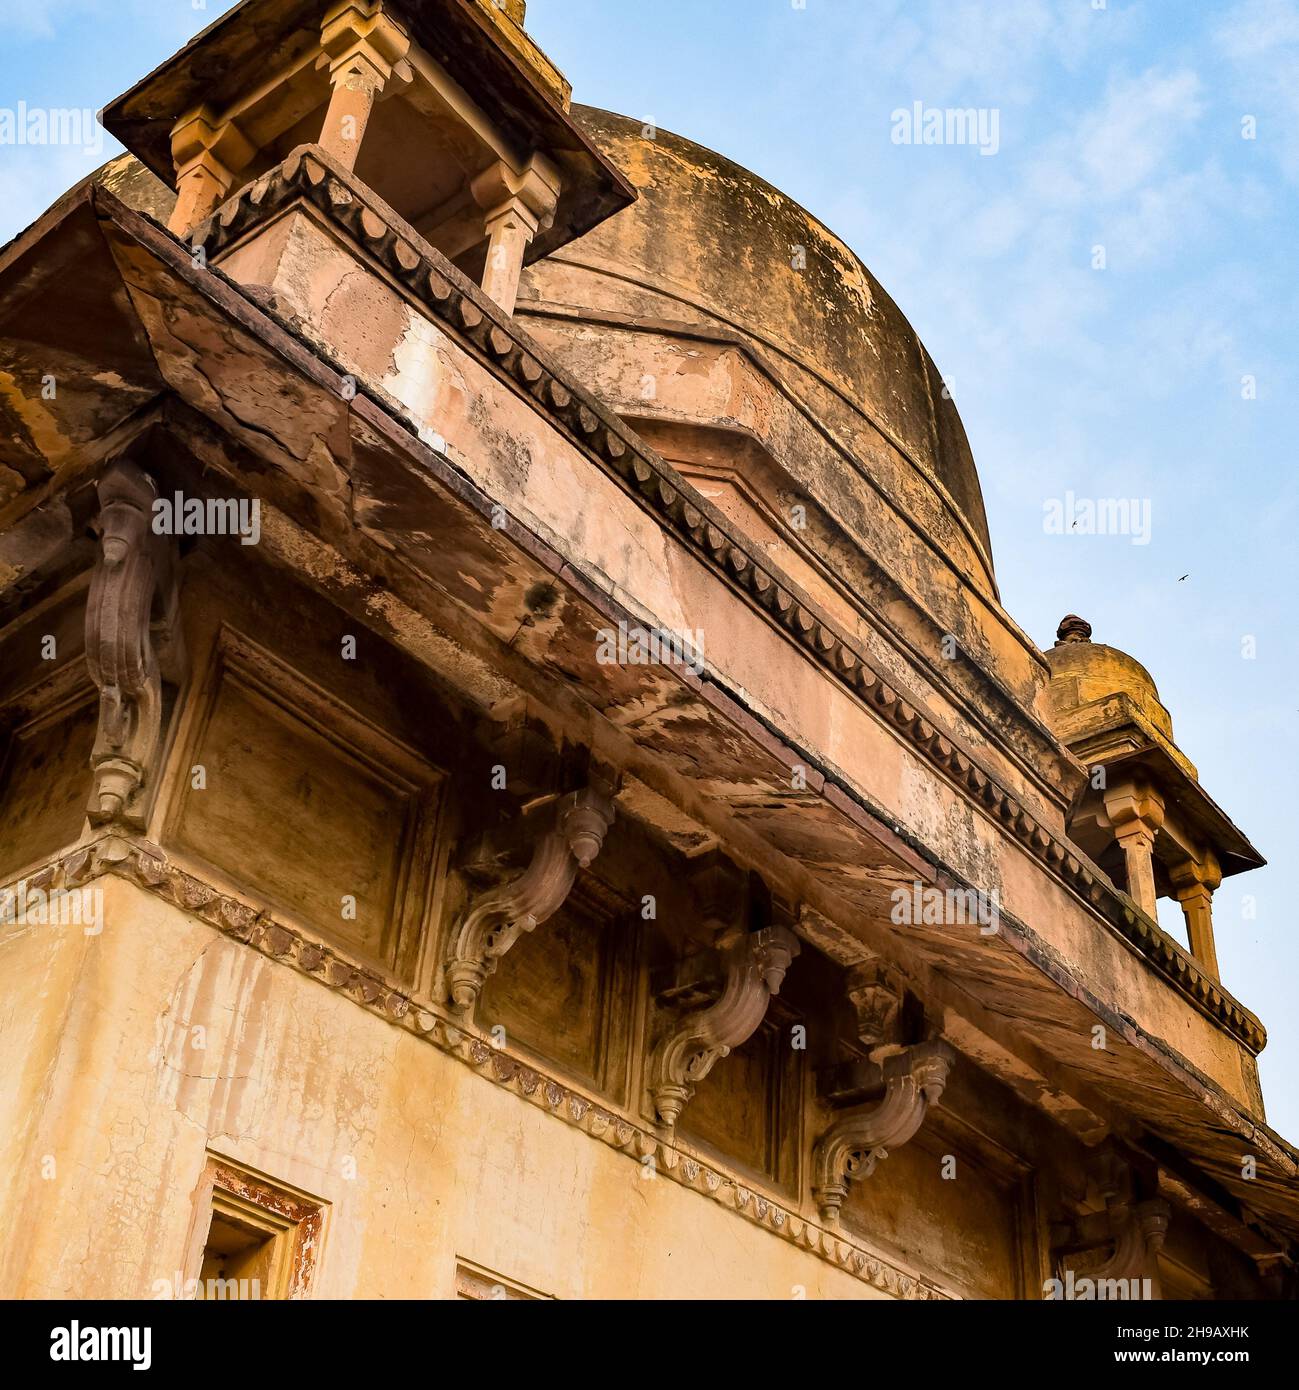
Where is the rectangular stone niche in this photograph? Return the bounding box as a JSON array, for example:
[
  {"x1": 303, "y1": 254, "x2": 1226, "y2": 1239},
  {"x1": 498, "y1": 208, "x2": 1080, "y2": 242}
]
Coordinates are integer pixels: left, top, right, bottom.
[
  {"x1": 182, "y1": 1155, "x2": 328, "y2": 1301},
  {"x1": 478, "y1": 875, "x2": 637, "y2": 1101},
  {"x1": 166, "y1": 626, "x2": 442, "y2": 977},
  {"x1": 0, "y1": 668, "x2": 97, "y2": 882}
]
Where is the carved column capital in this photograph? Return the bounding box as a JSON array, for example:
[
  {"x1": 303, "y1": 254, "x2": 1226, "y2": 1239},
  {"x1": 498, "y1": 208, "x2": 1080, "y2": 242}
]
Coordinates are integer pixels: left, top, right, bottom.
[
  {"x1": 1170, "y1": 850, "x2": 1223, "y2": 979},
  {"x1": 445, "y1": 784, "x2": 615, "y2": 1013},
  {"x1": 84, "y1": 460, "x2": 183, "y2": 829},
  {"x1": 166, "y1": 105, "x2": 257, "y2": 235},
  {"x1": 471, "y1": 155, "x2": 562, "y2": 313},
  {"x1": 649, "y1": 920, "x2": 799, "y2": 1128},
  {"x1": 316, "y1": 1, "x2": 413, "y2": 171},
  {"x1": 1169, "y1": 850, "x2": 1222, "y2": 897},
  {"x1": 1103, "y1": 776, "x2": 1165, "y2": 919},
  {"x1": 812, "y1": 1040, "x2": 954, "y2": 1224},
  {"x1": 471, "y1": 156, "x2": 561, "y2": 229},
  {"x1": 320, "y1": 0, "x2": 412, "y2": 79}
]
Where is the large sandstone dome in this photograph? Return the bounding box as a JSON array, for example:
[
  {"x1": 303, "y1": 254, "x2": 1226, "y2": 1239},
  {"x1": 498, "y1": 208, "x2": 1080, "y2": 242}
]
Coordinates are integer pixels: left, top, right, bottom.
[{"x1": 520, "y1": 107, "x2": 997, "y2": 600}]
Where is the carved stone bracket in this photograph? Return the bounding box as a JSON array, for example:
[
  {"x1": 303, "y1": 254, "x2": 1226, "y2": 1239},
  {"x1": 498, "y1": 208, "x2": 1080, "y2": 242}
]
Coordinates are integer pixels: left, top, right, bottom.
[
  {"x1": 84, "y1": 460, "x2": 184, "y2": 830},
  {"x1": 1053, "y1": 1196, "x2": 1171, "y2": 1297},
  {"x1": 649, "y1": 921, "x2": 800, "y2": 1128},
  {"x1": 445, "y1": 785, "x2": 615, "y2": 1013},
  {"x1": 1052, "y1": 1148, "x2": 1171, "y2": 1294},
  {"x1": 812, "y1": 1040, "x2": 954, "y2": 1224}
]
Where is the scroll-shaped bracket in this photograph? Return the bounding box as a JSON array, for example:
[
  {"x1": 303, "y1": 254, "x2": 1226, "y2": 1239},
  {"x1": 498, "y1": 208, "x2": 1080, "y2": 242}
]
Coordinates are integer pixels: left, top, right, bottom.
[
  {"x1": 649, "y1": 922, "x2": 800, "y2": 1128},
  {"x1": 1094, "y1": 1200, "x2": 1170, "y2": 1282},
  {"x1": 1052, "y1": 1197, "x2": 1171, "y2": 1295},
  {"x1": 85, "y1": 460, "x2": 184, "y2": 829},
  {"x1": 1052, "y1": 1148, "x2": 1170, "y2": 1291},
  {"x1": 812, "y1": 1040, "x2": 954, "y2": 1224},
  {"x1": 445, "y1": 785, "x2": 615, "y2": 1013}
]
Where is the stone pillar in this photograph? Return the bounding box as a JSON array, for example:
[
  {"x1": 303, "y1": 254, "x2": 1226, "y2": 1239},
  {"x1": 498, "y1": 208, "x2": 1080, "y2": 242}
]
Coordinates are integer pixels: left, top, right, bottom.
[
  {"x1": 317, "y1": 1, "x2": 412, "y2": 172},
  {"x1": 166, "y1": 108, "x2": 254, "y2": 236},
  {"x1": 1103, "y1": 778, "x2": 1165, "y2": 919},
  {"x1": 1170, "y1": 852, "x2": 1222, "y2": 979},
  {"x1": 470, "y1": 156, "x2": 561, "y2": 314}
]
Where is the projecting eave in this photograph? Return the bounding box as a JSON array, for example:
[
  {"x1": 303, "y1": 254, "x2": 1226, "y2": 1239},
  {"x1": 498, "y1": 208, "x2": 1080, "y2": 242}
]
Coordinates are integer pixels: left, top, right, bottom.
[
  {"x1": 2, "y1": 181, "x2": 1297, "y2": 1253},
  {"x1": 100, "y1": 0, "x2": 636, "y2": 261},
  {"x1": 1062, "y1": 694, "x2": 1266, "y2": 878}
]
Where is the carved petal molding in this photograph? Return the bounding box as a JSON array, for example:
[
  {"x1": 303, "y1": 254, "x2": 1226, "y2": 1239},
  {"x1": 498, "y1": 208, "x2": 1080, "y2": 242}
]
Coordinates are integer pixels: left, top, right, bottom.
[
  {"x1": 84, "y1": 460, "x2": 183, "y2": 829},
  {"x1": 650, "y1": 924, "x2": 800, "y2": 1127},
  {"x1": 813, "y1": 1041, "x2": 955, "y2": 1224},
  {"x1": 445, "y1": 786, "x2": 615, "y2": 1011}
]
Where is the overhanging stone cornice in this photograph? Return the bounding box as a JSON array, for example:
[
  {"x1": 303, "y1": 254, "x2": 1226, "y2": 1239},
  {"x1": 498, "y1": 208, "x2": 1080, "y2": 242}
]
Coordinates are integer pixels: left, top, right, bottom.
[
  {"x1": 181, "y1": 147, "x2": 1265, "y2": 1054},
  {"x1": 562, "y1": 360, "x2": 1073, "y2": 814},
  {"x1": 0, "y1": 176, "x2": 1280, "y2": 1206}
]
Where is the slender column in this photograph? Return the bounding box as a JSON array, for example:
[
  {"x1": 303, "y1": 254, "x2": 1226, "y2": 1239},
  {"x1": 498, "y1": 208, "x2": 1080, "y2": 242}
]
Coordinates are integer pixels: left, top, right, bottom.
[
  {"x1": 1103, "y1": 778, "x2": 1165, "y2": 919},
  {"x1": 481, "y1": 205, "x2": 537, "y2": 314},
  {"x1": 169, "y1": 161, "x2": 230, "y2": 238},
  {"x1": 318, "y1": 63, "x2": 385, "y2": 168},
  {"x1": 317, "y1": 1, "x2": 411, "y2": 172},
  {"x1": 166, "y1": 108, "x2": 254, "y2": 236},
  {"x1": 470, "y1": 156, "x2": 561, "y2": 313},
  {"x1": 1170, "y1": 853, "x2": 1222, "y2": 979}
]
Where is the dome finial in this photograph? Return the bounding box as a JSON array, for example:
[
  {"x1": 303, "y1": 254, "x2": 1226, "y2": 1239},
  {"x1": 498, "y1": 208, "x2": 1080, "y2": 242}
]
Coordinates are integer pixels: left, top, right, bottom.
[{"x1": 1056, "y1": 615, "x2": 1092, "y2": 645}]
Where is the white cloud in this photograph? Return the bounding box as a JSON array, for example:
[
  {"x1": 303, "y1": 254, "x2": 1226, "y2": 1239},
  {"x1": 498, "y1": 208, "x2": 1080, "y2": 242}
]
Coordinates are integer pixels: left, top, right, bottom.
[
  {"x1": 1214, "y1": 0, "x2": 1299, "y2": 181},
  {"x1": 1074, "y1": 69, "x2": 1204, "y2": 199}
]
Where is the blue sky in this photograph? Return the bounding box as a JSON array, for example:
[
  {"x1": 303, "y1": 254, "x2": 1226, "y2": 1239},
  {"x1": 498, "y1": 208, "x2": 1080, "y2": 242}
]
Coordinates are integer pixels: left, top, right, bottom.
[{"x1": 2, "y1": 0, "x2": 1296, "y2": 1136}]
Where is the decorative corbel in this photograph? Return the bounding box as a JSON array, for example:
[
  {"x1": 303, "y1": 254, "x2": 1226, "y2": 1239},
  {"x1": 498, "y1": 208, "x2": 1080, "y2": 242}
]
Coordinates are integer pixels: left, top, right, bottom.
[
  {"x1": 1051, "y1": 1148, "x2": 1170, "y2": 1294},
  {"x1": 649, "y1": 919, "x2": 800, "y2": 1128},
  {"x1": 812, "y1": 1040, "x2": 954, "y2": 1224},
  {"x1": 1088, "y1": 1200, "x2": 1170, "y2": 1285},
  {"x1": 445, "y1": 784, "x2": 615, "y2": 1012},
  {"x1": 84, "y1": 460, "x2": 184, "y2": 829}
]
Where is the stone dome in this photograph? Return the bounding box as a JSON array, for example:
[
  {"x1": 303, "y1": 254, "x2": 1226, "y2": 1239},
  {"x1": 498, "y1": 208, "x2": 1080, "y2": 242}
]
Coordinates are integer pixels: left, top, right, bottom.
[
  {"x1": 520, "y1": 106, "x2": 997, "y2": 599},
  {"x1": 1046, "y1": 618, "x2": 1175, "y2": 742}
]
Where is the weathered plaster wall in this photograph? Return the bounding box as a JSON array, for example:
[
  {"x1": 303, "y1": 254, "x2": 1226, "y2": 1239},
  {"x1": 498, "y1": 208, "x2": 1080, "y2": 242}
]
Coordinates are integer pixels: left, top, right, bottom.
[{"x1": 1, "y1": 878, "x2": 891, "y2": 1300}]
